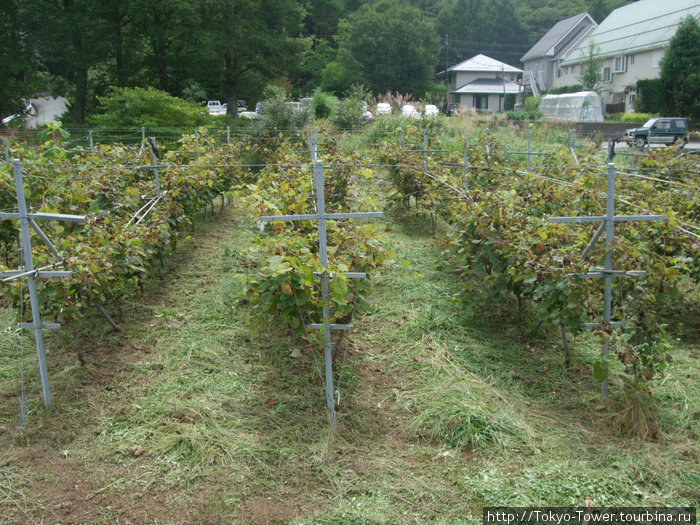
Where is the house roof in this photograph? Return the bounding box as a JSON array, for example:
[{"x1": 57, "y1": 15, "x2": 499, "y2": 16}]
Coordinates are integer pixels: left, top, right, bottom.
[
  {"x1": 451, "y1": 78, "x2": 523, "y2": 95},
  {"x1": 561, "y1": 0, "x2": 700, "y2": 64},
  {"x1": 521, "y1": 12, "x2": 596, "y2": 62},
  {"x1": 448, "y1": 54, "x2": 522, "y2": 74}
]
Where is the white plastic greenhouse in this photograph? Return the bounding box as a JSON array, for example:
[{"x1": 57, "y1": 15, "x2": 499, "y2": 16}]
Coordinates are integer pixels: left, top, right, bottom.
[{"x1": 538, "y1": 91, "x2": 604, "y2": 121}]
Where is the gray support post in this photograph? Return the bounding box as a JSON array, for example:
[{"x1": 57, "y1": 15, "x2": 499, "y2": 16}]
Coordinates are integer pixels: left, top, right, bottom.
[
  {"x1": 12, "y1": 161, "x2": 51, "y2": 407},
  {"x1": 141, "y1": 126, "x2": 146, "y2": 144},
  {"x1": 226, "y1": 126, "x2": 230, "y2": 145},
  {"x1": 313, "y1": 162, "x2": 335, "y2": 425},
  {"x1": 601, "y1": 162, "x2": 616, "y2": 396},
  {"x1": 569, "y1": 129, "x2": 579, "y2": 165},
  {"x1": 631, "y1": 141, "x2": 635, "y2": 170},
  {"x1": 463, "y1": 140, "x2": 469, "y2": 193},
  {"x1": 149, "y1": 137, "x2": 162, "y2": 198},
  {"x1": 88, "y1": 130, "x2": 94, "y2": 153},
  {"x1": 3, "y1": 138, "x2": 10, "y2": 162},
  {"x1": 485, "y1": 128, "x2": 490, "y2": 160},
  {"x1": 423, "y1": 130, "x2": 428, "y2": 175},
  {"x1": 310, "y1": 133, "x2": 318, "y2": 163},
  {"x1": 548, "y1": 163, "x2": 666, "y2": 397},
  {"x1": 398, "y1": 130, "x2": 403, "y2": 147},
  {"x1": 527, "y1": 131, "x2": 532, "y2": 172},
  {"x1": 0, "y1": 161, "x2": 85, "y2": 410},
  {"x1": 258, "y1": 162, "x2": 383, "y2": 427}
]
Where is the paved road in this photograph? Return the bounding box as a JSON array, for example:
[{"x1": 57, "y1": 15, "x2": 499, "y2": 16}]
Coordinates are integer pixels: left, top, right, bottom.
[{"x1": 610, "y1": 140, "x2": 700, "y2": 153}]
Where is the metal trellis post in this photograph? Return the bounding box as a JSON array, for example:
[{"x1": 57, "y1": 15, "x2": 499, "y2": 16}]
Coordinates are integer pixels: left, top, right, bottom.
[
  {"x1": 258, "y1": 161, "x2": 383, "y2": 426},
  {"x1": 569, "y1": 129, "x2": 579, "y2": 165},
  {"x1": 548, "y1": 163, "x2": 666, "y2": 396},
  {"x1": 463, "y1": 140, "x2": 469, "y2": 193},
  {"x1": 3, "y1": 138, "x2": 10, "y2": 162},
  {"x1": 142, "y1": 137, "x2": 163, "y2": 198},
  {"x1": 0, "y1": 160, "x2": 85, "y2": 407}
]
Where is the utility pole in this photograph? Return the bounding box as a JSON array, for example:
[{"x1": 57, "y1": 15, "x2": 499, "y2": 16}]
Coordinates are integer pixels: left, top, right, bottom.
[{"x1": 443, "y1": 34, "x2": 450, "y2": 84}]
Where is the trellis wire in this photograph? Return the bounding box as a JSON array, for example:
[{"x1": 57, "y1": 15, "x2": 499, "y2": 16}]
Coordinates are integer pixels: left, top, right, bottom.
[
  {"x1": 0, "y1": 160, "x2": 85, "y2": 409},
  {"x1": 257, "y1": 158, "x2": 383, "y2": 427},
  {"x1": 548, "y1": 163, "x2": 667, "y2": 396}
]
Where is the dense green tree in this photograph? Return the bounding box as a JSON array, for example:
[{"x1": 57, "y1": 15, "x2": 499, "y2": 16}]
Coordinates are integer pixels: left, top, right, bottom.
[
  {"x1": 333, "y1": 0, "x2": 439, "y2": 97},
  {"x1": 304, "y1": 0, "x2": 344, "y2": 37},
  {"x1": 660, "y1": 15, "x2": 700, "y2": 120},
  {"x1": 204, "y1": 0, "x2": 306, "y2": 116},
  {"x1": 129, "y1": 0, "x2": 202, "y2": 93},
  {"x1": 0, "y1": 1, "x2": 35, "y2": 117},
  {"x1": 35, "y1": 0, "x2": 112, "y2": 122}
]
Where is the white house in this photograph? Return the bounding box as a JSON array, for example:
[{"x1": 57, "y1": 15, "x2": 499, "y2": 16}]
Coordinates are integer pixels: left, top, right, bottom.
[
  {"x1": 446, "y1": 54, "x2": 522, "y2": 112},
  {"x1": 520, "y1": 12, "x2": 597, "y2": 93},
  {"x1": 553, "y1": 0, "x2": 700, "y2": 112}
]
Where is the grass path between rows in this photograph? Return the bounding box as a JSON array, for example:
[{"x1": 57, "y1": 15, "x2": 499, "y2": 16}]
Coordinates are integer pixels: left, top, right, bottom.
[{"x1": 0, "y1": 196, "x2": 697, "y2": 524}]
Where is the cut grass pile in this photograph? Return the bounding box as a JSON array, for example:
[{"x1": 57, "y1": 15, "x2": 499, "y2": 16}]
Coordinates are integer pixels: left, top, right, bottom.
[{"x1": 0, "y1": 175, "x2": 697, "y2": 523}]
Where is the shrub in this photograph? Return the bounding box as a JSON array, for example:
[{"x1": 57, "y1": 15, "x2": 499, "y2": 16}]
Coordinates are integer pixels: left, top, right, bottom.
[
  {"x1": 91, "y1": 87, "x2": 212, "y2": 129},
  {"x1": 635, "y1": 79, "x2": 664, "y2": 114},
  {"x1": 619, "y1": 112, "x2": 653, "y2": 123},
  {"x1": 311, "y1": 89, "x2": 337, "y2": 119},
  {"x1": 332, "y1": 84, "x2": 368, "y2": 130},
  {"x1": 257, "y1": 85, "x2": 310, "y2": 131}
]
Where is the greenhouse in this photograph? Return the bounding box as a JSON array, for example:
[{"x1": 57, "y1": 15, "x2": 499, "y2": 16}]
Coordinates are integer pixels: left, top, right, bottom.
[{"x1": 539, "y1": 91, "x2": 604, "y2": 121}]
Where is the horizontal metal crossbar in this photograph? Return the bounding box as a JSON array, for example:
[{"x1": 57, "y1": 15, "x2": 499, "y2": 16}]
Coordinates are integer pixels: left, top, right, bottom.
[
  {"x1": 549, "y1": 214, "x2": 666, "y2": 224},
  {"x1": 2, "y1": 270, "x2": 71, "y2": 282},
  {"x1": 20, "y1": 322, "x2": 60, "y2": 330},
  {"x1": 260, "y1": 211, "x2": 383, "y2": 223},
  {"x1": 310, "y1": 323, "x2": 351, "y2": 331},
  {"x1": 585, "y1": 321, "x2": 626, "y2": 329},
  {"x1": 0, "y1": 211, "x2": 85, "y2": 223},
  {"x1": 504, "y1": 151, "x2": 548, "y2": 156},
  {"x1": 407, "y1": 149, "x2": 449, "y2": 153},
  {"x1": 313, "y1": 271, "x2": 366, "y2": 279},
  {"x1": 566, "y1": 270, "x2": 647, "y2": 279}
]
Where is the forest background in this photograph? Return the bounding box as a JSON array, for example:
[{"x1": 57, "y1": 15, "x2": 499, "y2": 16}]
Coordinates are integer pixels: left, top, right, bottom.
[{"x1": 1, "y1": 0, "x2": 635, "y2": 122}]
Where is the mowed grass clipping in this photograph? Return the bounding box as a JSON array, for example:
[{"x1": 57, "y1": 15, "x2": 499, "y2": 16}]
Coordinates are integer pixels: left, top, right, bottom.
[{"x1": 0, "y1": 182, "x2": 698, "y2": 524}]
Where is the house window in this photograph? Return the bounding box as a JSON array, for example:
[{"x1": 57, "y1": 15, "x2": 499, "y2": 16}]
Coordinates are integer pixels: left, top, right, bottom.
[
  {"x1": 613, "y1": 55, "x2": 627, "y2": 73},
  {"x1": 473, "y1": 94, "x2": 488, "y2": 110},
  {"x1": 563, "y1": 66, "x2": 568, "y2": 75},
  {"x1": 557, "y1": 68, "x2": 562, "y2": 78},
  {"x1": 571, "y1": 65, "x2": 576, "y2": 74},
  {"x1": 629, "y1": 54, "x2": 635, "y2": 65},
  {"x1": 602, "y1": 66, "x2": 612, "y2": 82},
  {"x1": 652, "y1": 49, "x2": 664, "y2": 69}
]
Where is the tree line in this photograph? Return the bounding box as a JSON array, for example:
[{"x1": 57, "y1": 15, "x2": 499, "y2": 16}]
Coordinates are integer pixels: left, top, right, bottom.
[{"x1": 1, "y1": 0, "x2": 632, "y2": 123}]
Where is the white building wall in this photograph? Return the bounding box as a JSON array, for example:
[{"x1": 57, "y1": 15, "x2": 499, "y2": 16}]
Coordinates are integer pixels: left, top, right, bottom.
[{"x1": 551, "y1": 48, "x2": 664, "y2": 111}]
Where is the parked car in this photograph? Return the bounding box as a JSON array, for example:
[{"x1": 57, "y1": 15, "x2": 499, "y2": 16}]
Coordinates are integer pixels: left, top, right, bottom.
[
  {"x1": 625, "y1": 117, "x2": 688, "y2": 147},
  {"x1": 237, "y1": 100, "x2": 247, "y2": 113},
  {"x1": 400, "y1": 104, "x2": 421, "y2": 119},
  {"x1": 424, "y1": 104, "x2": 439, "y2": 118},
  {"x1": 376, "y1": 102, "x2": 392, "y2": 115},
  {"x1": 207, "y1": 100, "x2": 227, "y2": 116},
  {"x1": 361, "y1": 102, "x2": 372, "y2": 120},
  {"x1": 444, "y1": 102, "x2": 461, "y2": 116}
]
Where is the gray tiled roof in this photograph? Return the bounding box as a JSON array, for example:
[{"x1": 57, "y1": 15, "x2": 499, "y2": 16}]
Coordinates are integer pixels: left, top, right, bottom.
[
  {"x1": 447, "y1": 54, "x2": 522, "y2": 73},
  {"x1": 452, "y1": 77, "x2": 523, "y2": 95},
  {"x1": 561, "y1": 0, "x2": 700, "y2": 64},
  {"x1": 521, "y1": 12, "x2": 594, "y2": 62}
]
